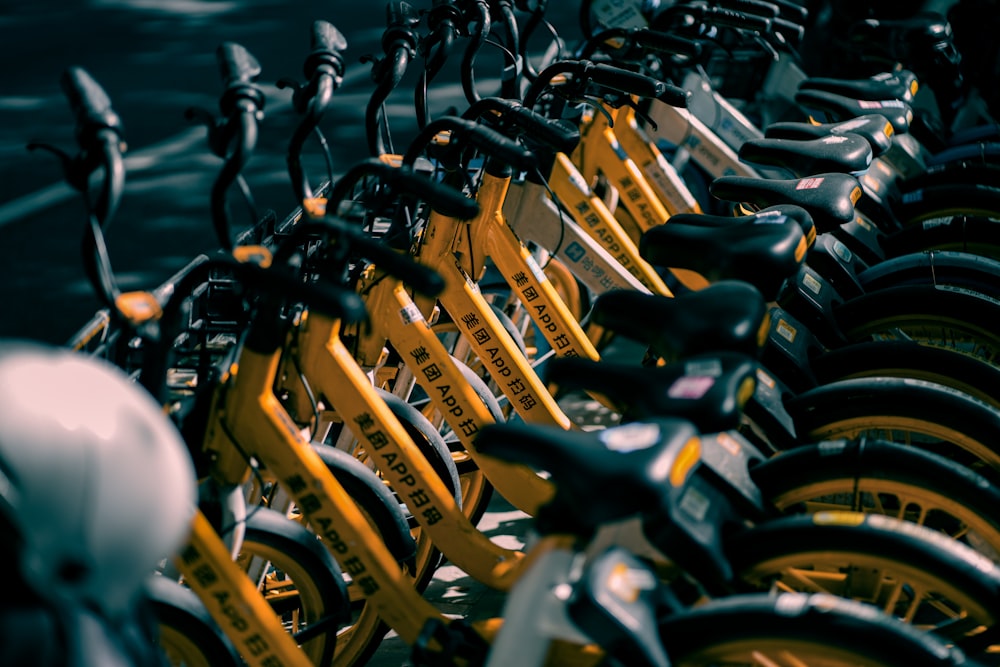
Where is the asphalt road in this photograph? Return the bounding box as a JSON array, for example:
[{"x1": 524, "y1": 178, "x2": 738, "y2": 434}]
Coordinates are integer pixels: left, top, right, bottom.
[{"x1": 0, "y1": 1, "x2": 582, "y2": 345}]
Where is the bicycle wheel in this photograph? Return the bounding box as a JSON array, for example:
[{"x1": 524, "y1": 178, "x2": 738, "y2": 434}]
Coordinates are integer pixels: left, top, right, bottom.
[
  {"x1": 660, "y1": 592, "x2": 975, "y2": 666},
  {"x1": 148, "y1": 575, "x2": 242, "y2": 667},
  {"x1": 832, "y1": 285, "x2": 1000, "y2": 368},
  {"x1": 308, "y1": 443, "x2": 424, "y2": 667},
  {"x1": 407, "y1": 354, "x2": 500, "y2": 528},
  {"x1": 327, "y1": 388, "x2": 461, "y2": 587},
  {"x1": 239, "y1": 506, "x2": 350, "y2": 667},
  {"x1": 726, "y1": 512, "x2": 1000, "y2": 647},
  {"x1": 808, "y1": 340, "x2": 1000, "y2": 410},
  {"x1": 749, "y1": 437, "x2": 1000, "y2": 562},
  {"x1": 782, "y1": 376, "x2": 1000, "y2": 484},
  {"x1": 156, "y1": 505, "x2": 347, "y2": 667},
  {"x1": 881, "y1": 214, "x2": 1000, "y2": 262}
]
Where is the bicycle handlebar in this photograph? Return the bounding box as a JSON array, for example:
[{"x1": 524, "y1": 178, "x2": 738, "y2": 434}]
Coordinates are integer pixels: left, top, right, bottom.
[
  {"x1": 716, "y1": 0, "x2": 779, "y2": 19},
  {"x1": 367, "y1": 1, "x2": 421, "y2": 156},
  {"x1": 61, "y1": 66, "x2": 125, "y2": 151},
  {"x1": 630, "y1": 28, "x2": 705, "y2": 61},
  {"x1": 139, "y1": 254, "x2": 368, "y2": 399},
  {"x1": 578, "y1": 26, "x2": 704, "y2": 65},
  {"x1": 283, "y1": 20, "x2": 348, "y2": 202},
  {"x1": 463, "y1": 97, "x2": 580, "y2": 154},
  {"x1": 193, "y1": 41, "x2": 266, "y2": 251},
  {"x1": 327, "y1": 157, "x2": 479, "y2": 220},
  {"x1": 402, "y1": 116, "x2": 538, "y2": 172},
  {"x1": 701, "y1": 6, "x2": 773, "y2": 34},
  {"x1": 524, "y1": 59, "x2": 689, "y2": 109},
  {"x1": 276, "y1": 218, "x2": 447, "y2": 298}
]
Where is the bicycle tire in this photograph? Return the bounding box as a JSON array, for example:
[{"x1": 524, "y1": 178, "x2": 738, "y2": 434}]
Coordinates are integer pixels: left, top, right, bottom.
[
  {"x1": 309, "y1": 443, "x2": 422, "y2": 667},
  {"x1": 659, "y1": 592, "x2": 975, "y2": 666},
  {"x1": 749, "y1": 437, "x2": 1000, "y2": 562},
  {"x1": 808, "y1": 340, "x2": 1000, "y2": 410},
  {"x1": 783, "y1": 376, "x2": 1000, "y2": 484},
  {"x1": 856, "y1": 250, "x2": 1000, "y2": 301},
  {"x1": 239, "y1": 506, "x2": 350, "y2": 667},
  {"x1": 725, "y1": 512, "x2": 1000, "y2": 646},
  {"x1": 148, "y1": 575, "x2": 242, "y2": 667},
  {"x1": 378, "y1": 387, "x2": 466, "y2": 594},
  {"x1": 376, "y1": 386, "x2": 463, "y2": 508},
  {"x1": 440, "y1": 354, "x2": 500, "y2": 527},
  {"x1": 326, "y1": 386, "x2": 460, "y2": 588},
  {"x1": 881, "y1": 214, "x2": 1000, "y2": 261},
  {"x1": 831, "y1": 284, "x2": 1000, "y2": 367},
  {"x1": 890, "y1": 182, "x2": 1000, "y2": 229}
]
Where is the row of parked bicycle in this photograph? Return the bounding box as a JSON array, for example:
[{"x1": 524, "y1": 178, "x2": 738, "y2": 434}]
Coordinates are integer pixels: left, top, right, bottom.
[{"x1": 4, "y1": 0, "x2": 1000, "y2": 665}]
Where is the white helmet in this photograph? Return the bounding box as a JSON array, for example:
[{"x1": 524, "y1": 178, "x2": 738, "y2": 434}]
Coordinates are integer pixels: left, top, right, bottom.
[{"x1": 0, "y1": 340, "x2": 196, "y2": 621}]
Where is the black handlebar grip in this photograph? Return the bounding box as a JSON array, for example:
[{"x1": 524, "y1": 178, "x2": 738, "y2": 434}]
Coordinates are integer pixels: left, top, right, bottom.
[
  {"x1": 217, "y1": 41, "x2": 262, "y2": 88},
  {"x1": 237, "y1": 260, "x2": 369, "y2": 323},
  {"x1": 588, "y1": 62, "x2": 663, "y2": 98},
  {"x1": 216, "y1": 42, "x2": 265, "y2": 115},
  {"x1": 380, "y1": 161, "x2": 480, "y2": 219},
  {"x1": 768, "y1": 0, "x2": 808, "y2": 23},
  {"x1": 704, "y1": 7, "x2": 773, "y2": 33},
  {"x1": 772, "y1": 16, "x2": 805, "y2": 46},
  {"x1": 466, "y1": 99, "x2": 580, "y2": 154},
  {"x1": 306, "y1": 21, "x2": 348, "y2": 78},
  {"x1": 312, "y1": 20, "x2": 347, "y2": 54},
  {"x1": 60, "y1": 66, "x2": 124, "y2": 146},
  {"x1": 588, "y1": 63, "x2": 689, "y2": 107},
  {"x1": 631, "y1": 29, "x2": 704, "y2": 61},
  {"x1": 326, "y1": 220, "x2": 446, "y2": 297},
  {"x1": 459, "y1": 119, "x2": 539, "y2": 172},
  {"x1": 717, "y1": 0, "x2": 780, "y2": 18}
]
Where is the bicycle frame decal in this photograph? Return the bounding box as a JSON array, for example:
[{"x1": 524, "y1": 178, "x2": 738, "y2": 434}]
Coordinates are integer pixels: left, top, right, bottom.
[
  {"x1": 201, "y1": 347, "x2": 449, "y2": 643},
  {"x1": 502, "y1": 180, "x2": 650, "y2": 295},
  {"x1": 175, "y1": 511, "x2": 313, "y2": 667},
  {"x1": 575, "y1": 108, "x2": 671, "y2": 235},
  {"x1": 615, "y1": 106, "x2": 702, "y2": 216},
  {"x1": 359, "y1": 274, "x2": 555, "y2": 514},
  {"x1": 644, "y1": 100, "x2": 759, "y2": 180},
  {"x1": 486, "y1": 220, "x2": 599, "y2": 362},
  {"x1": 437, "y1": 264, "x2": 572, "y2": 429},
  {"x1": 293, "y1": 312, "x2": 530, "y2": 584},
  {"x1": 548, "y1": 153, "x2": 671, "y2": 294}
]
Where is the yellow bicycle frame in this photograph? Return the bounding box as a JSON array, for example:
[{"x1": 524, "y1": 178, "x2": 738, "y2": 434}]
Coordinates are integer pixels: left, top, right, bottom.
[
  {"x1": 545, "y1": 152, "x2": 671, "y2": 295},
  {"x1": 573, "y1": 104, "x2": 672, "y2": 236},
  {"x1": 275, "y1": 300, "x2": 530, "y2": 589},
  {"x1": 174, "y1": 510, "x2": 315, "y2": 667},
  {"x1": 408, "y1": 161, "x2": 586, "y2": 429},
  {"x1": 348, "y1": 266, "x2": 555, "y2": 517}
]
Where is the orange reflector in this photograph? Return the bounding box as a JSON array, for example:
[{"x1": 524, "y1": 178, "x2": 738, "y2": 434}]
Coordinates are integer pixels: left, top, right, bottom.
[
  {"x1": 757, "y1": 310, "x2": 771, "y2": 348},
  {"x1": 303, "y1": 197, "x2": 327, "y2": 217},
  {"x1": 794, "y1": 234, "x2": 807, "y2": 263},
  {"x1": 670, "y1": 437, "x2": 701, "y2": 487},
  {"x1": 232, "y1": 244, "x2": 273, "y2": 268},
  {"x1": 813, "y1": 511, "x2": 866, "y2": 526},
  {"x1": 737, "y1": 376, "x2": 756, "y2": 409},
  {"x1": 115, "y1": 291, "x2": 162, "y2": 325}
]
